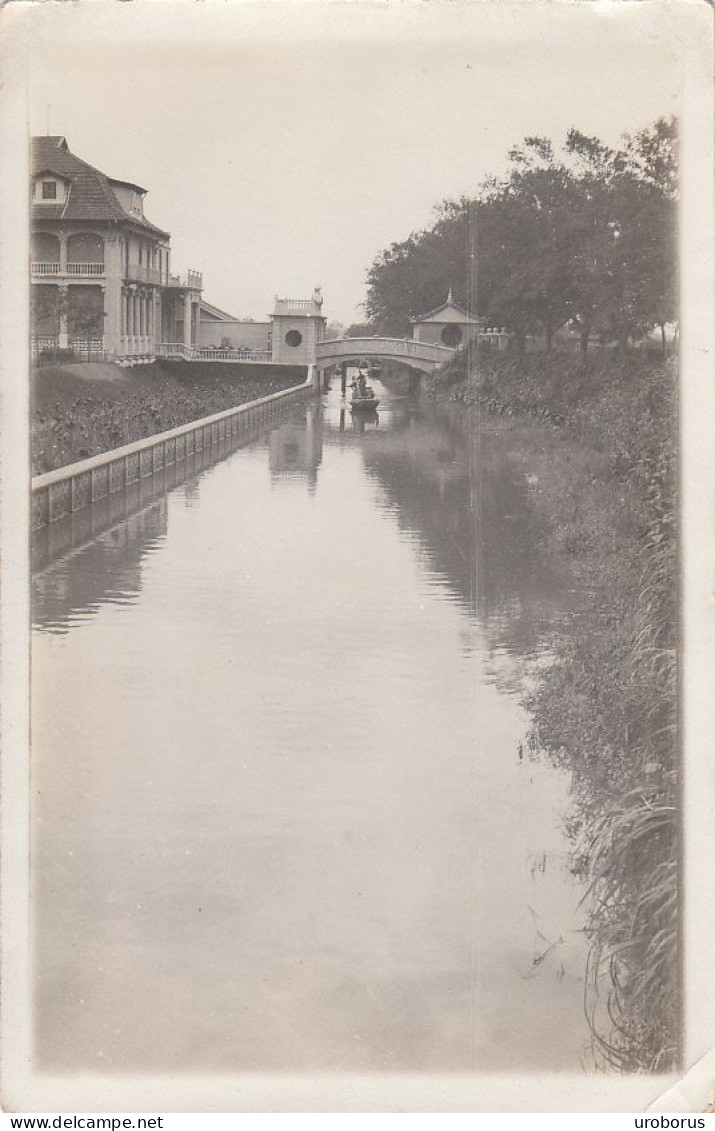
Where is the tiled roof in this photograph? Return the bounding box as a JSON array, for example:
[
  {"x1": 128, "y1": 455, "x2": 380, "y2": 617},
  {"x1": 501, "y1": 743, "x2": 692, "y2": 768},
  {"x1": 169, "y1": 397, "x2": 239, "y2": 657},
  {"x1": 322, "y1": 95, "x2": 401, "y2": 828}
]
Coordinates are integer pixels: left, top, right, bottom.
[
  {"x1": 411, "y1": 295, "x2": 479, "y2": 323},
  {"x1": 31, "y1": 136, "x2": 169, "y2": 239}
]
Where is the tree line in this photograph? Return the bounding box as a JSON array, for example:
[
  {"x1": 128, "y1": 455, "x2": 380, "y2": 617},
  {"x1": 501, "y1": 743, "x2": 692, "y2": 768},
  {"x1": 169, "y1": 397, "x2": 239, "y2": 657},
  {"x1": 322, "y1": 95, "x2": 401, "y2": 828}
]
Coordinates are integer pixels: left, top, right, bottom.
[{"x1": 357, "y1": 118, "x2": 677, "y2": 356}]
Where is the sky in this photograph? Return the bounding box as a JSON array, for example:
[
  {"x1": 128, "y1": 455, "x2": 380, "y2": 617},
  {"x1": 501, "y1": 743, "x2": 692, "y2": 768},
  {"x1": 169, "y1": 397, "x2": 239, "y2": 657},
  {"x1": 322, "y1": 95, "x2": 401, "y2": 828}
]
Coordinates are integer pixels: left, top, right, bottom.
[{"x1": 26, "y1": 2, "x2": 681, "y2": 326}]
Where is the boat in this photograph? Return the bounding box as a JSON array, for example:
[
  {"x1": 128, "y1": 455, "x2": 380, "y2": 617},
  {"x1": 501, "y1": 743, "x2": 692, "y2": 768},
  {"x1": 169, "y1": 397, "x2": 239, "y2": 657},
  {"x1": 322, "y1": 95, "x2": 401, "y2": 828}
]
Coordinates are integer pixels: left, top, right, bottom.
[
  {"x1": 349, "y1": 370, "x2": 380, "y2": 411},
  {"x1": 350, "y1": 392, "x2": 380, "y2": 412}
]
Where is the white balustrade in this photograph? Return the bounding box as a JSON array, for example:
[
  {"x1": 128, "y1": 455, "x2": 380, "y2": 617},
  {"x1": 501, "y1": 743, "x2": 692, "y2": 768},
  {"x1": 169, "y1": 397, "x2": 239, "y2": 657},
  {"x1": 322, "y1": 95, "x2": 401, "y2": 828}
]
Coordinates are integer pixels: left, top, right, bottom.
[
  {"x1": 154, "y1": 344, "x2": 272, "y2": 363},
  {"x1": 66, "y1": 262, "x2": 105, "y2": 276}
]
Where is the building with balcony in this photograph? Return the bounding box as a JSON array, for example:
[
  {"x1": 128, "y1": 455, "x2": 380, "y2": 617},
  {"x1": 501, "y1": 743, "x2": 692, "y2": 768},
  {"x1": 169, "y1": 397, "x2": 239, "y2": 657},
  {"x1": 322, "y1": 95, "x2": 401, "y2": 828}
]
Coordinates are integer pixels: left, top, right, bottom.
[{"x1": 31, "y1": 136, "x2": 203, "y2": 361}]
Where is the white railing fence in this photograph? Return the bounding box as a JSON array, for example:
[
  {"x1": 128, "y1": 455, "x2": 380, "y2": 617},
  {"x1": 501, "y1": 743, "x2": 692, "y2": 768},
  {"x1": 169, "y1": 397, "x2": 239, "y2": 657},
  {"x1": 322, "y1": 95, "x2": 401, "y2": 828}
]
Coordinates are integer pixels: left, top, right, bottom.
[
  {"x1": 155, "y1": 343, "x2": 272, "y2": 363},
  {"x1": 70, "y1": 339, "x2": 106, "y2": 359}
]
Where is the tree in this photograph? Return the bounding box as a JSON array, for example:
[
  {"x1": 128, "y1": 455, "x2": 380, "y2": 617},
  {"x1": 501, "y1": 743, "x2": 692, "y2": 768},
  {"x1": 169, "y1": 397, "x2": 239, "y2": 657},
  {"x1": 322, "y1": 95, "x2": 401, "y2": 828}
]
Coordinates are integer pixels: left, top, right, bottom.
[
  {"x1": 360, "y1": 117, "x2": 678, "y2": 360},
  {"x1": 364, "y1": 199, "x2": 471, "y2": 335},
  {"x1": 476, "y1": 144, "x2": 581, "y2": 353},
  {"x1": 564, "y1": 122, "x2": 677, "y2": 357}
]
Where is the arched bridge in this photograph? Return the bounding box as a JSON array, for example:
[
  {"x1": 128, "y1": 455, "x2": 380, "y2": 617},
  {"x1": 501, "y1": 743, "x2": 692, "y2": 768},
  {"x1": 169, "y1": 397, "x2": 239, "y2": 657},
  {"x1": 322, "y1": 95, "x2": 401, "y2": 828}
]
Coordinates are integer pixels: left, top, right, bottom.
[{"x1": 315, "y1": 336, "x2": 456, "y2": 374}]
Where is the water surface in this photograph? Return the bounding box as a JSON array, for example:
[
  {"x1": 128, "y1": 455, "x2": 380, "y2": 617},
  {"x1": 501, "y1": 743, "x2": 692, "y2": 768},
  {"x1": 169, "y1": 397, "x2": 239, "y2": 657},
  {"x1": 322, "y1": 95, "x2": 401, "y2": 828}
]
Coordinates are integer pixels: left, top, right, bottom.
[{"x1": 32, "y1": 379, "x2": 588, "y2": 1072}]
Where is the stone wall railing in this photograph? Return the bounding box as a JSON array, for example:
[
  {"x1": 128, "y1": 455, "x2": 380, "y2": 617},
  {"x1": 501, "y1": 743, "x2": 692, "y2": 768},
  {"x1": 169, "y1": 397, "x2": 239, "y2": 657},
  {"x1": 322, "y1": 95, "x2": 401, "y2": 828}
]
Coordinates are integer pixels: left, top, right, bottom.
[{"x1": 32, "y1": 367, "x2": 316, "y2": 530}]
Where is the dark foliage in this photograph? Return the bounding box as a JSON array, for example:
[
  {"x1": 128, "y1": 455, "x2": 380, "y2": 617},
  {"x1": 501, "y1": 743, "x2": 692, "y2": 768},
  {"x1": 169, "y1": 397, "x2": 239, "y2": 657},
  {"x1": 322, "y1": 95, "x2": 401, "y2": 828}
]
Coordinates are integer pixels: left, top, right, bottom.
[
  {"x1": 362, "y1": 119, "x2": 677, "y2": 356},
  {"x1": 32, "y1": 361, "x2": 305, "y2": 473}
]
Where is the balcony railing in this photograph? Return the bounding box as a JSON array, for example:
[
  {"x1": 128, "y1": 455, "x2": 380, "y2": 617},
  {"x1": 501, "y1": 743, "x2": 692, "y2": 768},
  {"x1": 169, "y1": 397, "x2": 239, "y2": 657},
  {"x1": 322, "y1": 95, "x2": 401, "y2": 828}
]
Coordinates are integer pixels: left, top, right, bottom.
[
  {"x1": 31, "y1": 263, "x2": 106, "y2": 277},
  {"x1": 163, "y1": 270, "x2": 203, "y2": 291},
  {"x1": 124, "y1": 264, "x2": 162, "y2": 285},
  {"x1": 275, "y1": 298, "x2": 314, "y2": 311},
  {"x1": 67, "y1": 262, "x2": 105, "y2": 276}
]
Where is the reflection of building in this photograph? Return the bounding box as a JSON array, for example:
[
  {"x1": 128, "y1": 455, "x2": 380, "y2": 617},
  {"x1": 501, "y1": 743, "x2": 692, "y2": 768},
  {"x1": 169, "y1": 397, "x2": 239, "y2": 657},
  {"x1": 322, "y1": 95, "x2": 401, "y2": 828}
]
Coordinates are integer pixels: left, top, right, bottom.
[
  {"x1": 31, "y1": 136, "x2": 203, "y2": 362},
  {"x1": 268, "y1": 409, "x2": 323, "y2": 490},
  {"x1": 410, "y1": 290, "x2": 484, "y2": 349}
]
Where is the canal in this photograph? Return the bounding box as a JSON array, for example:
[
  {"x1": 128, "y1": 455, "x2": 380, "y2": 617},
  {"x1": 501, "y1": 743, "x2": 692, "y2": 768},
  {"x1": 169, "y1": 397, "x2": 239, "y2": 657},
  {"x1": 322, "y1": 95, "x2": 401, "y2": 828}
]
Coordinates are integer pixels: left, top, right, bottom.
[{"x1": 31, "y1": 376, "x2": 590, "y2": 1073}]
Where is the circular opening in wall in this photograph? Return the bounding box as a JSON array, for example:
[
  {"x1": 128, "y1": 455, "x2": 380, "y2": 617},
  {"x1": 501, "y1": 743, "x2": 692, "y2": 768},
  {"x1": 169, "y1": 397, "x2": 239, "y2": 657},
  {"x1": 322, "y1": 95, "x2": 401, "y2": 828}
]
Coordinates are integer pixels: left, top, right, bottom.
[
  {"x1": 441, "y1": 324, "x2": 463, "y2": 347},
  {"x1": 285, "y1": 330, "x2": 303, "y2": 347}
]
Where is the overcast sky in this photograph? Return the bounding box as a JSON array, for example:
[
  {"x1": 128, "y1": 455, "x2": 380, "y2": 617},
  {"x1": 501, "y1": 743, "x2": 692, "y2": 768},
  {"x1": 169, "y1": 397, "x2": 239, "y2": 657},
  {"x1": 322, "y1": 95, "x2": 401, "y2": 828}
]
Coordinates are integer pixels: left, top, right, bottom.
[{"x1": 27, "y1": 2, "x2": 680, "y2": 326}]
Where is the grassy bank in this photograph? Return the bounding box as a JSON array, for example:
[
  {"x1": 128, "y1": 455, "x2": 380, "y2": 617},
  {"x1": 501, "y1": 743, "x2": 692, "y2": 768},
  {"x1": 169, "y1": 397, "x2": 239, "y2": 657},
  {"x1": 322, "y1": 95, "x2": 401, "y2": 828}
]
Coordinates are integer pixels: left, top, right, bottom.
[
  {"x1": 32, "y1": 360, "x2": 306, "y2": 474},
  {"x1": 431, "y1": 350, "x2": 678, "y2": 1071}
]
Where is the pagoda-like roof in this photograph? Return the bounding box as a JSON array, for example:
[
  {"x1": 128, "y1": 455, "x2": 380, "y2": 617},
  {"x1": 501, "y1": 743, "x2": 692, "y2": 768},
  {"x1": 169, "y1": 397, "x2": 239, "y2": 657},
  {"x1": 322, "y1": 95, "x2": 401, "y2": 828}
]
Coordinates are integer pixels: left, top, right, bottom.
[
  {"x1": 411, "y1": 290, "x2": 481, "y2": 324},
  {"x1": 31, "y1": 136, "x2": 169, "y2": 238}
]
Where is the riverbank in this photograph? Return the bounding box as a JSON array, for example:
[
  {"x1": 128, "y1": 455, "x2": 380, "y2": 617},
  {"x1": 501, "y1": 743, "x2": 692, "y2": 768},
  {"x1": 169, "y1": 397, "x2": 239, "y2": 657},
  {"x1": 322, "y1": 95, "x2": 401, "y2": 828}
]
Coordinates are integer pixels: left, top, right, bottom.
[
  {"x1": 32, "y1": 360, "x2": 306, "y2": 474},
  {"x1": 430, "y1": 350, "x2": 678, "y2": 1071}
]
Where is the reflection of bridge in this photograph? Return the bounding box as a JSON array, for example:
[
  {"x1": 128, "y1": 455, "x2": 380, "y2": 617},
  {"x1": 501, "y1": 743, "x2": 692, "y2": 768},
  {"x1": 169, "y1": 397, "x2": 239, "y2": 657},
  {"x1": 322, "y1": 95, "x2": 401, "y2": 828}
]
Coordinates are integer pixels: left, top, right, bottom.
[{"x1": 315, "y1": 336, "x2": 456, "y2": 374}]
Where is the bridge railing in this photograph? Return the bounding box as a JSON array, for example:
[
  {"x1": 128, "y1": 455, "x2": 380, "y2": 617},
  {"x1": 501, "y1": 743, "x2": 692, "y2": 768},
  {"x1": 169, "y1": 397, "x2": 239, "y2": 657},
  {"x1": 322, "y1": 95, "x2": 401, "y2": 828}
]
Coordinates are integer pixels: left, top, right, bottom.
[
  {"x1": 32, "y1": 367, "x2": 317, "y2": 531},
  {"x1": 316, "y1": 336, "x2": 457, "y2": 359},
  {"x1": 315, "y1": 333, "x2": 512, "y2": 363}
]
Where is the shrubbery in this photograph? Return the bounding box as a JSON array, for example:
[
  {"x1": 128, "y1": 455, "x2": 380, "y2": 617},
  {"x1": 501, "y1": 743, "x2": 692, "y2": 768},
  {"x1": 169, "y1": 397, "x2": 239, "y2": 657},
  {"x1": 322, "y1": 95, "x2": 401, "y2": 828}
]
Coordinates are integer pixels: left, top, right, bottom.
[{"x1": 32, "y1": 361, "x2": 306, "y2": 474}]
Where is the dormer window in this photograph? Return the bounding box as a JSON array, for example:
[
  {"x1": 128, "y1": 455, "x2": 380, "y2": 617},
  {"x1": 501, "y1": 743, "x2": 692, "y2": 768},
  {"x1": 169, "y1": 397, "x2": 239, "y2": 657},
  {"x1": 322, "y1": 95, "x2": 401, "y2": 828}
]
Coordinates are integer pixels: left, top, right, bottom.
[
  {"x1": 130, "y1": 191, "x2": 143, "y2": 216},
  {"x1": 34, "y1": 175, "x2": 67, "y2": 204}
]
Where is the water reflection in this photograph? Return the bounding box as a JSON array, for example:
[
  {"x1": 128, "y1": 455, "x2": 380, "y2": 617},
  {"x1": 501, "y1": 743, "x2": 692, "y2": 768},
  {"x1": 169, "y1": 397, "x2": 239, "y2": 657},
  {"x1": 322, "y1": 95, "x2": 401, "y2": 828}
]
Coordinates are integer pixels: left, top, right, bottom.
[
  {"x1": 268, "y1": 405, "x2": 323, "y2": 490},
  {"x1": 32, "y1": 379, "x2": 589, "y2": 1073},
  {"x1": 32, "y1": 500, "x2": 167, "y2": 634}
]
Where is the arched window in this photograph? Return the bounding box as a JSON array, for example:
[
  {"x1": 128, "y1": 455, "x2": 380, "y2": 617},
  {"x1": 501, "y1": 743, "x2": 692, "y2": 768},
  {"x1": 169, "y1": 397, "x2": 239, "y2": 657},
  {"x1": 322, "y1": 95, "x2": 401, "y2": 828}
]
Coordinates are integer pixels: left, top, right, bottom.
[
  {"x1": 441, "y1": 324, "x2": 463, "y2": 347},
  {"x1": 285, "y1": 330, "x2": 302, "y2": 347},
  {"x1": 67, "y1": 232, "x2": 105, "y2": 265},
  {"x1": 31, "y1": 232, "x2": 60, "y2": 265}
]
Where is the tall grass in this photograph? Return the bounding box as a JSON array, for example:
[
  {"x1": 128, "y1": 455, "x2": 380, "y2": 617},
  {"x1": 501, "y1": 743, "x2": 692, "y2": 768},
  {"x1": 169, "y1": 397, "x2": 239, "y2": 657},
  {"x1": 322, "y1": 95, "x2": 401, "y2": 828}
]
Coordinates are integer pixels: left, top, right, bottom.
[{"x1": 435, "y1": 349, "x2": 679, "y2": 1071}]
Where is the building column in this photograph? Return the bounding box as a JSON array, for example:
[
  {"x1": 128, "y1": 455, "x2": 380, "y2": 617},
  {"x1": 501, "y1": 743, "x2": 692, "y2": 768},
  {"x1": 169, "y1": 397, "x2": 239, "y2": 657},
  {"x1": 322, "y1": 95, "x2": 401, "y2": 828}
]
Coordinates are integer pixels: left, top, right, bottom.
[
  {"x1": 183, "y1": 291, "x2": 192, "y2": 349},
  {"x1": 100, "y1": 284, "x2": 107, "y2": 351},
  {"x1": 58, "y1": 282, "x2": 69, "y2": 348},
  {"x1": 194, "y1": 297, "x2": 200, "y2": 347},
  {"x1": 58, "y1": 234, "x2": 67, "y2": 273}
]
